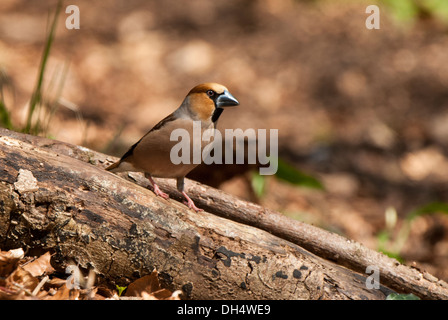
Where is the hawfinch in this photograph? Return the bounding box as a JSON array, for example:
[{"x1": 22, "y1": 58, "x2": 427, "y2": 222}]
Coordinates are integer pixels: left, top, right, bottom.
[{"x1": 106, "y1": 83, "x2": 239, "y2": 212}]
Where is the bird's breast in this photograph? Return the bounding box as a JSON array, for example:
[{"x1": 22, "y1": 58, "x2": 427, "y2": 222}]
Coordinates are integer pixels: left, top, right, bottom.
[{"x1": 131, "y1": 118, "x2": 215, "y2": 178}]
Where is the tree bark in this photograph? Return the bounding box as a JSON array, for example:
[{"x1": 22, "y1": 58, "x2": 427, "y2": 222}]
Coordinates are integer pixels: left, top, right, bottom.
[{"x1": 0, "y1": 128, "x2": 447, "y2": 300}]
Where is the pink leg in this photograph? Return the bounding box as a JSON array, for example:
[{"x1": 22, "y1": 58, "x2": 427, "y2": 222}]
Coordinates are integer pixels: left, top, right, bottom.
[
  {"x1": 153, "y1": 183, "x2": 169, "y2": 200},
  {"x1": 146, "y1": 175, "x2": 169, "y2": 199},
  {"x1": 182, "y1": 191, "x2": 203, "y2": 212}
]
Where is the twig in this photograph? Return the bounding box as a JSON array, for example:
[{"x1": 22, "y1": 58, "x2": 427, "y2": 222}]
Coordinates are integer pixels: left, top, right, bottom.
[{"x1": 32, "y1": 275, "x2": 49, "y2": 296}]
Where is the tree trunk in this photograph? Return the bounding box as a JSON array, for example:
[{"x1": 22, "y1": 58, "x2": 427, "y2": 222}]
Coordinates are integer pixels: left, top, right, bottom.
[{"x1": 1, "y1": 128, "x2": 447, "y2": 300}]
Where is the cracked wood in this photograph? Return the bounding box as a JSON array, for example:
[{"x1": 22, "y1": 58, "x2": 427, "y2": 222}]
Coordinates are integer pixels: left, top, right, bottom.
[{"x1": 1, "y1": 129, "x2": 447, "y2": 299}]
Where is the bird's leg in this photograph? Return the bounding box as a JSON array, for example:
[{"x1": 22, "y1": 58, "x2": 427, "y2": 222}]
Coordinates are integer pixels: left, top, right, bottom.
[
  {"x1": 177, "y1": 177, "x2": 203, "y2": 212},
  {"x1": 145, "y1": 173, "x2": 169, "y2": 199},
  {"x1": 182, "y1": 191, "x2": 203, "y2": 212}
]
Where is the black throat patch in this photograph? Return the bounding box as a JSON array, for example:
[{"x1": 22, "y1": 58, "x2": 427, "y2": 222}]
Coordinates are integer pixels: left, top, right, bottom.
[{"x1": 211, "y1": 108, "x2": 224, "y2": 123}]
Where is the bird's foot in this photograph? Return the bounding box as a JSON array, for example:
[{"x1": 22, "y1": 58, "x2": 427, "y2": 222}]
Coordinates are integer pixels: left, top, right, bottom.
[
  {"x1": 147, "y1": 175, "x2": 169, "y2": 199},
  {"x1": 153, "y1": 184, "x2": 169, "y2": 200},
  {"x1": 182, "y1": 192, "x2": 203, "y2": 212}
]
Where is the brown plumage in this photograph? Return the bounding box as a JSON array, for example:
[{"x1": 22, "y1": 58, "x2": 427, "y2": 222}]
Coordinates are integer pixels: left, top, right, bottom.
[{"x1": 106, "y1": 83, "x2": 239, "y2": 212}]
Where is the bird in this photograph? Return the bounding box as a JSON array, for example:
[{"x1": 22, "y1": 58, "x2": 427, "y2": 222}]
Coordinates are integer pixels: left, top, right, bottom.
[{"x1": 106, "y1": 83, "x2": 239, "y2": 212}]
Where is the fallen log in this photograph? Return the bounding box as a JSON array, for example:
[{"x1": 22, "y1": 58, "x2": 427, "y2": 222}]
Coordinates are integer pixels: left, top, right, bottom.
[{"x1": 0, "y1": 128, "x2": 447, "y2": 299}]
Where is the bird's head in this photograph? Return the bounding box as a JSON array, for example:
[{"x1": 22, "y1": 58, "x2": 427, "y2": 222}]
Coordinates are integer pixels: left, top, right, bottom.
[{"x1": 185, "y1": 83, "x2": 239, "y2": 122}]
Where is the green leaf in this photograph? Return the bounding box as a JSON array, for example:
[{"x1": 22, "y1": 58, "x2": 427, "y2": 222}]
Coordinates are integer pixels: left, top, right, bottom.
[
  {"x1": 382, "y1": 0, "x2": 448, "y2": 25},
  {"x1": 421, "y1": 0, "x2": 448, "y2": 23},
  {"x1": 274, "y1": 158, "x2": 324, "y2": 190},
  {"x1": 0, "y1": 99, "x2": 13, "y2": 129},
  {"x1": 251, "y1": 171, "x2": 266, "y2": 198},
  {"x1": 25, "y1": 0, "x2": 62, "y2": 134},
  {"x1": 116, "y1": 285, "x2": 127, "y2": 297},
  {"x1": 407, "y1": 202, "x2": 448, "y2": 221},
  {"x1": 376, "y1": 230, "x2": 390, "y2": 252},
  {"x1": 386, "y1": 293, "x2": 420, "y2": 300},
  {"x1": 382, "y1": 0, "x2": 420, "y2": 23},
  {"x1": 0, "y1": 68, "x2": 13, "y2": 130},
  {"x1": 379, "y1": 249, "x2": 404, "y2": 263}
]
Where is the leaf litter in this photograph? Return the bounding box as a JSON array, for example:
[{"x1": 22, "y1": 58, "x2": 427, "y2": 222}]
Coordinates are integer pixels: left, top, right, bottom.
[{"x1": 0, "y1": 248, "x2": 181, "y2": 300}]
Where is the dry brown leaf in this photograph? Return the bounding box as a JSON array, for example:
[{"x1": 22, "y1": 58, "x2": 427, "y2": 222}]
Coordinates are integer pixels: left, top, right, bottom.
[
  {"x1": 46, "y1": 285, "x2": 78, "y2": 300},
  {"x1": 0, "y1": 284, "x2": 23, "y2": 300},
  {"x1": 0, "y1": 251, "x2": 180, "y2": 300},
  {"x1": 140, "y1": 291, "x2": 158, "y2": 300},
  {"x1": 46, "y1": 277, "x2": 68, "y2": 288},
  {"x1": 125, "y1": 269, "x2": 161, "y2": 297},
  {"x1": 96, "y1": 285, "x2": 117, "y2": 299},
  {"x1": 124, "y1": 269, "x2": 181, "y2": 300},
  {"x1": 6, "y1": 266, "x2": 39, "y2": 293},
  {"x1": 81, "y1": 287, "x2": 109, "y2": 300},
  {"x1": 165, "y1": 290, "x2": 182, "y2": 300},
  {"x1": 150, "y1": 288, "x2": 176, "y2": 300},
  {"x1": 86, "y1": 287, "x2": 106, "y2": 300},
  {"x1": 0, "y1": 248, "x2": 24, "y2": 277},
  {"x1": 140, "y1": 288, "x2": 181, "y2": 300},
  {"x1": 36, "y1": 288, "x2": 50, "y2": 299},
  {"x1": 22, "y1": 252, "x2": 54, "y2": 277}
]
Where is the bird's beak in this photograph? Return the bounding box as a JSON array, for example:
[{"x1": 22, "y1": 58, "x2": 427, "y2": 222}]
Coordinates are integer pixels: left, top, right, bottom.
[{"x1": 216, "y1": 90, "x2": 239, "y2": 108}]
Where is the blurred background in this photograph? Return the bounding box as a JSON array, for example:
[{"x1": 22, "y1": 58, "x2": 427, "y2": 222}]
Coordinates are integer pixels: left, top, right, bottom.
[{"x1": 1, "y1": 0, "x2": 448, "y2": 282}]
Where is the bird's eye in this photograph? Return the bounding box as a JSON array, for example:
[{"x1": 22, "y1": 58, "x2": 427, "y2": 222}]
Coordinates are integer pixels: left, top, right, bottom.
[{"x1": 206, "y1": 90, "x2": 215, "y2": 98}]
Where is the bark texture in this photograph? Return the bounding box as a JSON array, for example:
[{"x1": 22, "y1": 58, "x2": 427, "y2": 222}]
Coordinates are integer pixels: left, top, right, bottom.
[{"x1": 1, "y1": 128, "x2": 447, "y2": 300}]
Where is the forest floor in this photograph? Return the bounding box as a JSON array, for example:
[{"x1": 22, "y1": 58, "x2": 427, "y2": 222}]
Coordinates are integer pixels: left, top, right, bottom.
[{"x1": 1, "y1": 0, "x2": 448, "y2": 284}]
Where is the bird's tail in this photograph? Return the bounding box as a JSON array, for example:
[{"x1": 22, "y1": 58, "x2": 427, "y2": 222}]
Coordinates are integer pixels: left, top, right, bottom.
[{"x1": 105, "y1": 160, "x2": 121, "y2": 172}]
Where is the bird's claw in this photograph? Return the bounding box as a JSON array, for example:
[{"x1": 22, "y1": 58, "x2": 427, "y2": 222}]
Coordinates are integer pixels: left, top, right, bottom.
[
  {"x1": 182, "y1": 192, "x2": 203, "y2": 212},
  {"x1": 183, "y1": 200, "x2": 203, "y2": 212},
  {"x1": 153, "y1": 184, "x2": 169, "y2": 199}
]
